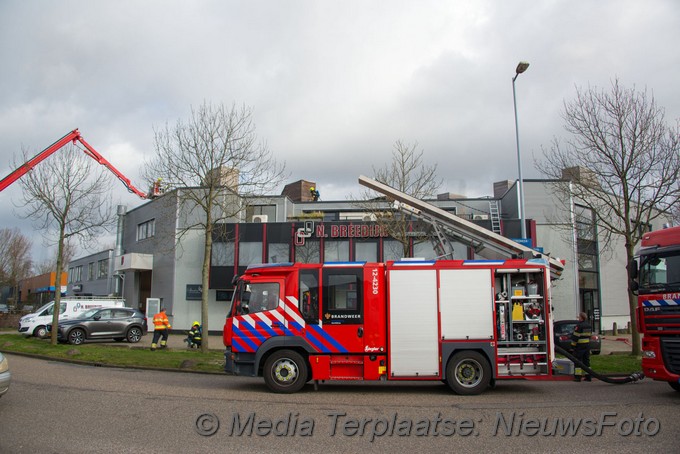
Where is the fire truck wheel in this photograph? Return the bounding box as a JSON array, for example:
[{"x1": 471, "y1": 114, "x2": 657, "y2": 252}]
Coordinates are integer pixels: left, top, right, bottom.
[
  {"x1": 446, "y1": 351, "x2": 491, "y2": 395},
  {"x1": 263, "y1": 350, "x2": 308, "y2": 393},
  {"x1": 669, "y1": 381, "x2": 680, "y2": 392}
]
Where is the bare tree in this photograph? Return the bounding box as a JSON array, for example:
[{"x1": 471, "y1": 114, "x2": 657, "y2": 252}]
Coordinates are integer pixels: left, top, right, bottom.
[
  {"x1": 0, "y1": 228, "x2": 32, "y2": 307},
  {"x1": 355, "y1": 140, "x2": 442, "y2": 258},
  {"x1": 33, "y1": 239, "x2": 77, "y2": 275},
  {"x1": 143, "y1": 102, "x2": 286, "y2": 352},
  {"x1": 537, "y1": 78, "x2": 680, "y2": 355},
  {"x1": 17, "y1": 144, "x2": 116, "y2": 345}
]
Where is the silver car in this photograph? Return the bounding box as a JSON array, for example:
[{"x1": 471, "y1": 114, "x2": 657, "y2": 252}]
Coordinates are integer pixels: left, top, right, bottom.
[
  {"x1": 0, "y1": 352, "x2": 11, "y2": 397},
  {"x1": 50, "y1": 307, "x2": 148, "y2": 345}
]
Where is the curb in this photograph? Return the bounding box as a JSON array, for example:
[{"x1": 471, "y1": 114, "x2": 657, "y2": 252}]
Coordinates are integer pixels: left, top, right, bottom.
[{"x1": 0, "y1": 349, "x2": 227, "y2": 375}]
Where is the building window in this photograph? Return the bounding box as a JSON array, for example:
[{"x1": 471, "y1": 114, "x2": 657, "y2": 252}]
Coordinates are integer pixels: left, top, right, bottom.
[
  {"x1": 383, "y1": 239, "x2": 404, "y2": 262},
  {"x1": 212, "y1": 242, "x2": 235, "y2": 266},
  {"x1": 413, "y1": 239, "x2": 436, "y2": 260},
  {"x1": 354, "y1": 240, "x2": 378, "y2": 262},
  {"x1": 70, "y1": 265, "x2": 83, "y2": 283},
  {"x1": 295, "y1": 240, "x2": 320, "y2": 264},
  {"x1": 88, "y1": 262, "x2": 95, "y2": 281},
  {"x1": 574, "y1": 204, "x2": 601, "y2": 333},
  {"x1": 268, "y1": 243, "x2": 289, "y2": 263},
  {"x1": 324, "y1": 240, "x2": 349, "y2": 262},
  {"x1": 137, "y1": 219, "x2": 155, "y2": 241},
  {"x1": 238, "y1": 242, "x2": 263, "y2": 266},
  {"x1": 97, "y1": 259, "x2": 109, "y2": 279},
  {"x1": 246, "y1": 205, "x2": 276, "y2": 222}
]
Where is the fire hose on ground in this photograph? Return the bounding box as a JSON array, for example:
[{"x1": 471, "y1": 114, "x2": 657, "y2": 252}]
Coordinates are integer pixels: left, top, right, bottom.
[{"x1": 554, "y1": 345, "x2": 645, "y2": 384}]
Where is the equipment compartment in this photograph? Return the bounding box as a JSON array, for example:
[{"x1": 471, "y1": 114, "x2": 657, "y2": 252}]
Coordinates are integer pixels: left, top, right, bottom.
[{"x1": 494, "y1": 269, "x2": 549, "y2": 377}]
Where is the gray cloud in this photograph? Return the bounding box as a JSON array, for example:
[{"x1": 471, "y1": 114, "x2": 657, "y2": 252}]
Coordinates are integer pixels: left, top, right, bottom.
[{"x1": 1, "y1": 0, "x2": 678, "y2": 260}]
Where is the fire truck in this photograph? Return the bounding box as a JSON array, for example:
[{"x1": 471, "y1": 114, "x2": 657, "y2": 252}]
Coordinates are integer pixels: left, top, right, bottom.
[
  {"x1": 224, "y1": 257, "x2": 563, "y2": 394},
  {"x1": 630, "y1": 225, "x2": 680, "y2": 392},
  {"x1": 223, "y1": 176, "x2": 576, "y2": 394},
  {"x1": 0, "y1": 129, "x2": 149, "y2": 198}
]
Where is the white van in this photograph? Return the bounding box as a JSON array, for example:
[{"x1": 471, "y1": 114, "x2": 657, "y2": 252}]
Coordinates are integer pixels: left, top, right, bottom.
[{"x1": 18, "y1": 297, "x2": 126, "y2": 338}]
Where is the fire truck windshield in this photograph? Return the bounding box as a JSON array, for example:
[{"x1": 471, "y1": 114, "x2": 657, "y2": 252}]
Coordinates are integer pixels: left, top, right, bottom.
[{"x1": 638, "y1": 251, "x2": 680, "y2": 293}]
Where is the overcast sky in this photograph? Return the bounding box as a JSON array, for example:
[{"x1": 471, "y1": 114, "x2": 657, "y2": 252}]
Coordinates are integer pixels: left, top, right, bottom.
[{"x1": 1, "y1": 0, "x2": 679, "y2": 261}]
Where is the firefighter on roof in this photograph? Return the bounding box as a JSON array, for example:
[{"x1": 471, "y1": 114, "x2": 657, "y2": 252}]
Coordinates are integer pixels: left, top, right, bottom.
[{"x1": 310, "y1": 186, "x2": 320, "y2": 201}]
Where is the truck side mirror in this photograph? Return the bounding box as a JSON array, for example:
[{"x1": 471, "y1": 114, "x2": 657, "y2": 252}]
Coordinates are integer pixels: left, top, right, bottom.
[
  {"x1": 627, "y1": 260, "x2": 639, "y2": 294},
  {"x1": 627, "y1": 260, "x2": 638, "y2": 280}
]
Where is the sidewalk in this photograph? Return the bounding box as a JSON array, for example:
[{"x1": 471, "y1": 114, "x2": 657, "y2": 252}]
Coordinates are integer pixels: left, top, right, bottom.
[
  {"x1": 144, "y1": 333, "x2": 224, "y2": 350},
  {"x1": 599, "y1": 333, "x2": 633, "y2": 355}
]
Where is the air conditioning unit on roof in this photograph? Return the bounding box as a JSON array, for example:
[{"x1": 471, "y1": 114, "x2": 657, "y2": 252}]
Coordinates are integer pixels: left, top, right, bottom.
[
  {"x1": 251, "y1": 215, "x2": 268, "y2": 223},
  {"x1": 473, "y1": 214, "x2": 489, "y2": 220}
]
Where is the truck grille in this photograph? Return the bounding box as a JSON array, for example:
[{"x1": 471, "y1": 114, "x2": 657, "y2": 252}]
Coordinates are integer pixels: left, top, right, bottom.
[
  {"x1": 641, "y1": 301, "x2": 680, "y2": 334},
  {"x1": 660, "y1": 338, "x2": 680, "y2": 375}
]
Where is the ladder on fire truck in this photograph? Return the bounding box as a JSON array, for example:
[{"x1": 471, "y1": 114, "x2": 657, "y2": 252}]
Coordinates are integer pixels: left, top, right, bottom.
[
  {"x1": 489, "y1": 200, "x2": 502, "y2": 234},
  {"x1": 358, "y1": 175, "x2": 564, "y2": 279}
]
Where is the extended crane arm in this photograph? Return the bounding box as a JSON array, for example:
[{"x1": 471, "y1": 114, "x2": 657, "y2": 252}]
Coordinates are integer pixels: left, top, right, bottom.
[{"x1": 0, "y1": 129, "x2": 149, "y2": 199}]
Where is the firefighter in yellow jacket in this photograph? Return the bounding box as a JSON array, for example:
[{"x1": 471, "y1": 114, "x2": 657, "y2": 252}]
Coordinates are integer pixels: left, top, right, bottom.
[{"x1": 151, "y1": 307, "x2": 172, "y2": 351}]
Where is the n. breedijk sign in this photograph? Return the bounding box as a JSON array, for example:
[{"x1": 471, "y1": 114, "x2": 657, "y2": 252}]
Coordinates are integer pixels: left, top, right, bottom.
[{"x1": 295, "y1": 222, "x2": 389, "y2": 246}]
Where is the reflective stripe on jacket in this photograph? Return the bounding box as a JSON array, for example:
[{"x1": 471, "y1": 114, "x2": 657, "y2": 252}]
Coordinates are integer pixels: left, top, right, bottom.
[
  {"x1": 153, "y1": 312, "x2": 171, "y2": 330},
  {"x1": 570, "y1": 320, "x2": 592, "y2": 349}
]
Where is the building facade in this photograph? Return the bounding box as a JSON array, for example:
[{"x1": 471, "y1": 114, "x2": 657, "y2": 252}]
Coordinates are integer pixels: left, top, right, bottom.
[
  {"x1": 18, "y1": 272, "x2": 68, "y2": 308},
  {"x1": 69, "y1": 177, "x2": 670, "y2": 334},
  {"x1": 67, "y1": 249, "x2": 116, "y2": 296}
]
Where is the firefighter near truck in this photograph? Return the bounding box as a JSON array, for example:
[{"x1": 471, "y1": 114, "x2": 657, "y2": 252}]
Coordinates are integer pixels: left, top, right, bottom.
[
  {"x1": 225, "y1": 258, "x2": 572, "y2": 395},
  {"x1": 629, "y1": 225, "x2": 680, "y2": 392}
]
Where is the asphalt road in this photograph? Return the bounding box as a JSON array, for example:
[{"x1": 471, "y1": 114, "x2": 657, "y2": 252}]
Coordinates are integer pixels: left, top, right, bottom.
[{"x1": 0, "y1": 353, "x2": 678, "y2": 453}]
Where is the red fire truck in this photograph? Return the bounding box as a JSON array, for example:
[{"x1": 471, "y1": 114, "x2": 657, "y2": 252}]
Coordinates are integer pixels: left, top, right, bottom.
[
  {"x1": 224, "y1": 257, "x2": 566, "y2": 394},
  {"x1": 630, "y1": 225, "x2": 680, "y2": 392}
]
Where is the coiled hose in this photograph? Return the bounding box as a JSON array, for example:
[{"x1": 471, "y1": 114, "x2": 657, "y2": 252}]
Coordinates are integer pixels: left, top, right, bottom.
[{"x1": 554, "y1": 345, "x2": 645, "y2": 384}]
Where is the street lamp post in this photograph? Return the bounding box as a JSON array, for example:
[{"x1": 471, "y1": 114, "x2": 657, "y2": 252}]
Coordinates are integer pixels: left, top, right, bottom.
[{"x1": 512, "y1": 61, "x2": 530, "y2": 239}]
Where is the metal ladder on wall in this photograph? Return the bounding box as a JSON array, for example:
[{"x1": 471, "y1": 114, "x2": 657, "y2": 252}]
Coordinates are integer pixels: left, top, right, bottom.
[{"x1": 489, "y1": 200, "x2": 502, "y2": 235}]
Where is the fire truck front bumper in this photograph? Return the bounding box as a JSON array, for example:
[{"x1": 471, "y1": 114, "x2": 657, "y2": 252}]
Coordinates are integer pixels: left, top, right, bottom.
[{"x1": 642, "y1": 337, "x2": 680, "y2": 383}]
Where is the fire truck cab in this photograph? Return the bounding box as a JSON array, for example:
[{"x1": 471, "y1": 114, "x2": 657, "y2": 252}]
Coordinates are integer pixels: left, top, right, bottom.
[
  {"x1": 631, "y1": 225, "x2": 680, "y2": 391},
  {"x1": 224, "y1": 257, "x2": 559, "y2": 394}
]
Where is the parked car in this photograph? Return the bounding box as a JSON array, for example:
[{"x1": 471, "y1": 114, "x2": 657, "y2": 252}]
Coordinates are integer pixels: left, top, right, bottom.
[
  {"x1": 19, "y1": 298, "x2": 125, "y2": 338},
  {"x1": 0, "y1": 304, "x2": 9, "y2": 314},
  {"x1": 553, "y1": 320, "x2": 601, "y2": 355},
  {"x1": 0, "y1": 352, "x2": 11, "y2": 397},
  {"x1": 48, "y1": 307, "x2": 147, "y2": 345}
]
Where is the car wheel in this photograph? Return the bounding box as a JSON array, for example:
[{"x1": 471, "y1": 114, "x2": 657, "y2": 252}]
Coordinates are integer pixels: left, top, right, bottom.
[
  {"x1": 669, "y1": 381, "x2": 680, "y2": 392},
  {"x1": 126, "y1": 327, "x2": 143, "y2": 343},
  {"x1": 446, "y1": 351, "x2": 491, "y2": 395},
  {"x1": 68, "y1": 328, "x2": 86, "y2": 345},
  {"x1": 263, "y1": 350, "x2": 308, "y2": 393},
  {"x1": 33, "y1": 326, "x2": 48, "y2": 338}
]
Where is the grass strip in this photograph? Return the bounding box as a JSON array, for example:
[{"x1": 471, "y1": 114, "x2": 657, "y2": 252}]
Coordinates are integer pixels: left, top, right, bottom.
[{"x1": 0, "y1": 334, "x2": 225, "y2": 372}]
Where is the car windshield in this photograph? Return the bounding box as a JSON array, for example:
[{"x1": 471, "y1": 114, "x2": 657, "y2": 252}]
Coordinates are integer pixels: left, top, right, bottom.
[
  {"x1": 555, "y1": 323, "x2": 576, "y2": 335},
  {"x1": 78, "y1": 309, "x2": 102, "y2": 319},
  {"x1": 34, "y1": 302, "x2": 54, "y2": 314}
]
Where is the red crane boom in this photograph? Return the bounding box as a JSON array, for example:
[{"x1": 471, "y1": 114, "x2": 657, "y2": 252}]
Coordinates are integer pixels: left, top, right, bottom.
[{"x1": 0, "y1": 129, "x2": 149, "y2": 198}]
